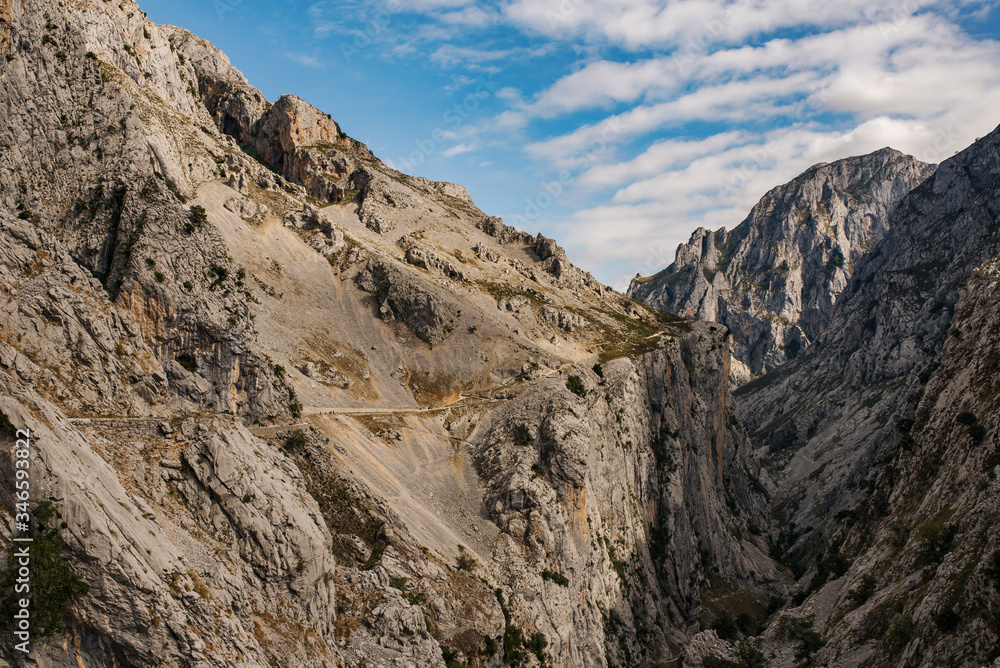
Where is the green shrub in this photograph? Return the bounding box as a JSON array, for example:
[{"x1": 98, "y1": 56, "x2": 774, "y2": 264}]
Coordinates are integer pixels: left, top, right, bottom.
[
  {"x1": 456, "y1": 545, "x2": 477, "y2": 572},
  {"x1": 0, "y1": 525, "x2": 88, "y2": 638},
  {"x1": 703, "y1": 641, "x2": 767, "y2": 668},
  {"x1": 541, "y1": 569, "x2": 569, "y2": 587},
  {"x1": 986, "y1": 549, "x2": 1000, "y2": 588},
  {"x1": 165, "y1": 178, "x2": 185, "y2": 202},
  {"x1": 175, "y1": 353, "x2": 196, "y2": 372},
  {"x1": 189, "y1": 204, "x2": 207, "y2": 226},
  {"x1": 442, "y1": 645, "x2": 463, "y2": 668},
  {"x1": 778, "y1": 616, "x2": 826, "y2": 664},
  {"x1": 209, "y1": 265, "x2": 228, "y2": 288},
  {"x1": 650, "y1": 424, "x2": 677, "y2": 470},
  {"x1": 933, "y1": 607, "x2": 961, "y2": 633},
  {"x1": 827, "y1": 248, "x2": 845, "y2": 269},
  {"x1": 362, "y1": 543, "x2": 386, "y2": 571},
  {"x1": 735, "y1": 612, "x2": 758, "y2": 636},
  {"x1": 794, "y1": 628, "x2": 826, "y2": 663},
  {"x1": 566, "y1": 375, "x2": 585, "y2": 397},
  {"x1": 592, "y1": 363, "x2": 604, "y2": 378},
  {"x1": 404, "y1": 591, "x2": 426, "y2": 607},
  {"x1": 808, "y1": 552, "x2": 851, "y2": 594},
  {"x1": 154, "y1": 271, "x2": 165, "y2": 283},
  {"x1": 954, "y1": 411, "x2": 987, "y2": 444},
  {"x1": 0, "y1": 411, "x2": 16, "y2": 437},
  {"x1": 918, "y1": 524, "x2": 958, "y2": 567},
  {"x1": 526, "y1": 631, "x2": 547, "y2": 664},
  {"x1": 503, "y1": 624, "x2": 526, "y2": 664},
  {"x1": 847, "y1": 574, "x2": 877, "y2": 605},
  {"x1": 711, "y1": 610, "x2": 739, "y2": 641},
  {"x1": 284, "y1": 430, "x2": 308, "y2": 453},
  {"x1": 886, "y1": 617, "x2": 914, "y2": 652},
  {"x1": 736, "y1": 641, "x2": 767, "y2": 668},
  {"x1": 957, "y1": 412, "x2": 977, "y2": 426},
  {"x1": 495, "y1": 588, "x2": 528, "y2": 665}
]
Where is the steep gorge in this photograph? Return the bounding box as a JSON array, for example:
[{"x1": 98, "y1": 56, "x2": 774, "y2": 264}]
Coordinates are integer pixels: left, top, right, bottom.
[
  {"x1": 628, "y1": 149, "x2": 934, "y2": 383},
  {"x1": 0, "y1": 1, "x2": 782, "y2": 666}
]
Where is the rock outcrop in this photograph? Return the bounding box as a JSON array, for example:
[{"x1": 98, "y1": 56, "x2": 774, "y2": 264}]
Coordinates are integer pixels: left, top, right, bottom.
[
  {"x1": 628, "y1": 148, "x2": 934, "y2": 380},
  {"x1": 472, "y1": 323, "x2": 779, "y2": 667},
  {"x1": 735, "y1": 126, "x2": 1000, "y2": 666},
  {"x1": 0, "y1": 1, "x2": 782, "y2": 666},
  {"x1": 6, "y1": 0, "x2": 997, "y2": 666}
]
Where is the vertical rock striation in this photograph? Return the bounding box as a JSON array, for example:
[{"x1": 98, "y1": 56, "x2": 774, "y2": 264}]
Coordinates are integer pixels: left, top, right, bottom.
[{"x1": 629, "y1": 149, "x2": 934, "y2": 381}]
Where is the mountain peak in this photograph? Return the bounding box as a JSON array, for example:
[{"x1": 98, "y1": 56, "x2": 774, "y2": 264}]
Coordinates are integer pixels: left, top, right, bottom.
[{"x1": 629, "y1": 145, "x2": 935, "y2": 381}]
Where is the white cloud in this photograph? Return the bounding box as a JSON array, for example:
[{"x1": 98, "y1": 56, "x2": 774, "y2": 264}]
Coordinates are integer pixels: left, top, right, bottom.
[
  {"x1": 516, "y1": 13, "x2": 994, "y2": 123},
  {"x1": 312, "y1": 0, "x2": 1000, "y2": 284},
  {"x1": 436, "y1": 6, "x2": 502, "y2": 26},
  {"x1": 577, "y1": 131, "x2": 749, "y2": 188},
  {"x1": 526, "y1": 59, "x2": 681, "y2": 117},
  {"x1": 443, "y1": 74, "x2": 480, "y2": 91},
  {"x1": 442, "y1": 143, "x2": 476, "y2": 157},
  {"x1": 307, "y1": 2, "x2": 342, "y2": 38},
  {"x1": 555, "y1": 108, "x2": 1000, "y2": 290},
  {"x1": 429, "y1": 43, "x2": 554, "y2": 68},
  {"x1": 525, "y1": 71, "x2": 819, "y2": 165},
  {"x1": 504, "y1": 7, "x2": 1000, "y2": 284},
  {"x1": 502, "y1": 0, "x2": 990, "y2": 50},
  {"x1": 285, "y1": 52, "x2": 326, "y2": 69}
]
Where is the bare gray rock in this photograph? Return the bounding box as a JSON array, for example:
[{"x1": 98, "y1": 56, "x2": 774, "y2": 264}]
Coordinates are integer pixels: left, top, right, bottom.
[
  {"x1": 629, "y1": 148, "x2": 935, "y2": 380},
  {"x1": 739, "y1": 126, "x2": 1000, "y2": 667},
  {"x1": 355, "y1": 255, "x2": 460, "y2": 345},
  {"x1": 398, "y1": 235, "x2": 465, "y2": 281}
]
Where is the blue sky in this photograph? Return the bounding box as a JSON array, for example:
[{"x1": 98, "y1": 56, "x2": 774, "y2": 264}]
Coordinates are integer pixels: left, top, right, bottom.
[{"x1": 141, "y1": 0, "x2": 1000, "y2": 289}]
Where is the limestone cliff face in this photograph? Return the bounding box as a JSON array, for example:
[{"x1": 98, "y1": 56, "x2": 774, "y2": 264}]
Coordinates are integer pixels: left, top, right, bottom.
[
  {"x1": 732, "y1": 127, "x2": 1000, "y2": 666},
  {"x1": 798, "y1": 252, "x2": 1000, "y2": 668},
  {"x1": 0, "y1": 1, "x2": 780, "y2": 666},
  {"x1": 472, "y1": 323, "x2": 778, "y2": 667},
  {"x1": 628, "y1": 149, "x2": 934, "y2": 380}
]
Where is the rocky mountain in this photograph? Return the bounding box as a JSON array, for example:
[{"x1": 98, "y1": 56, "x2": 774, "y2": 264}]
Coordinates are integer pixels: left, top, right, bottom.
[
  {"x1": 735, "y1": 126, "x2": 1000, "y2": 666},
  {"x1": 628, "y1": 149, "x2": 934, "y2": 382},
  {"x1": 3, "y1": 0, "x2": 1000, "y2": 667},
  {"x1": 0, "y1": 1, "x2": 782, "y2": 667}
]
